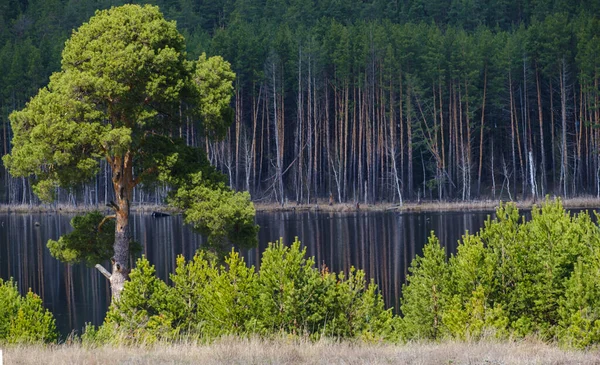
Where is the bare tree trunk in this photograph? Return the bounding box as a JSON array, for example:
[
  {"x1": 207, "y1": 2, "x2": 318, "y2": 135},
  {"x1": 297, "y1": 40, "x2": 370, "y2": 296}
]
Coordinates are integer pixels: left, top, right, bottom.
[
  {"x1": 358, "y1": 87, "x2": 364, "y2": 202},
  {"x1": 296, "y1": 46, "x2": 304, "y2": 202},
  {"x1": 529, "y1": 150, "x2": 537, "y2": 202},
  {"x1": 439, "y1": 81, "x2": 445, "y2": 200},
  {"x1": 509, "y1": 72, "x2": 517, "y2": 200},
  {"x1": 274, "y1": 65, "x2": 284, "y2": 205},
  {"x1": 343, "y1": 83, "x2": 349, "y2": 200},
  {"x1": 560, "y1": 58, "x2": 568, "y2": 197},
  {"x1": 535, "y1": 67, "x2": 546, "y2": 196},
  {"x1": 235, "y1": 86, "x2": 241, "y2": 190},
  {"x1": 550, "y1": 80, "x2": 556, "y2": 190},
  {"x1": 406, "y1": 81, "x2": 413, "y2": 199},
  {"x1": 477, "y1": 67, "x2": 487, "y2": 197}
]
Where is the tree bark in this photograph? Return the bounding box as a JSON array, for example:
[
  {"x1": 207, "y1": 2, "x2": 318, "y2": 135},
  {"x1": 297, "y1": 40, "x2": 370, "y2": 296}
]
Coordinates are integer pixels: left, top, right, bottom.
[{"x1": 110, "y1": 152, "x2": 134, "y2": 300}]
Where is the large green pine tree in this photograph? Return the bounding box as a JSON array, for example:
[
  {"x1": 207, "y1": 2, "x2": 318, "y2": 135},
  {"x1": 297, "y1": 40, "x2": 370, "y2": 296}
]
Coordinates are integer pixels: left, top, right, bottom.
[{"x1": 3, "y1": 4, "x2": 257, "y2": 299}]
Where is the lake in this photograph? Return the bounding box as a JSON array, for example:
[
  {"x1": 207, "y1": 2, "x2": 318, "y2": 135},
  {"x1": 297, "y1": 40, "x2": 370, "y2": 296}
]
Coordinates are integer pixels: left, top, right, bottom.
[{"x1": 0, "y1": 209, "x2": 494, "y2": 336}]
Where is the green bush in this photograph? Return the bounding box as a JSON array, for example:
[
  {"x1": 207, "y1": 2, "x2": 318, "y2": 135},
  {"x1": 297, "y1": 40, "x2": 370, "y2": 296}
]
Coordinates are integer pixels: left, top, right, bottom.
[
  {"x1": 399, "y1": 234, "x2": 449, "y2": 340},
  {"x1": 86, "y1": 238, "x2": 395, "y2": 344},
  {"x1": 399, "y1": 198, "x2": 600, "y2": 346},
  {"x1": 558, "y1": 252, "x2": 600, "y2": 348},
  {"x1": 0, "y1": 278, "x2": 57, "y2": 344}
]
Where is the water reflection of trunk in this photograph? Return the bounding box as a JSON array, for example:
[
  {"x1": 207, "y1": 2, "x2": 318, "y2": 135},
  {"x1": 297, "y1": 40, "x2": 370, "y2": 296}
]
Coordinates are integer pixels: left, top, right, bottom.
[
  {"x1": 342, "y1": 214, "x2": 350, "y2": 273},
  {"x1": 22, "y1": 216, "x2": 29, "y2": 295},
  {"x1": 359, "y1": 213, "x2": 366, "y2": 277},
  {"x1": 393, "y1": 214, "x2": 402, "y2": 311},
  {"x1": 329, "y1": 213, "x2": 336, "y2": 271},
  {"x1": 64, "y1": 264, "x2": 73, "y2": 331},
  {"x1": 406, "y1": 215, "x2": 416, "y2": 280},
  {"x1": 368, "y1": 215, "x2": 376, "y2": 289},
  {"x1": 381, "y1": 214, "x2": 390, "y2": 308},
  {"x1": 91, "y1": 269, "x2": 100, "y2": 325},
  {"x1": 353, "y1": 214, "x2": 360, "y2": 274},
  {"x1": 314, "y1": 212, "x2": 321, "y2": 269},
  {"x1": 35, "y1": 223, "x2": 44, "y2": 300}
]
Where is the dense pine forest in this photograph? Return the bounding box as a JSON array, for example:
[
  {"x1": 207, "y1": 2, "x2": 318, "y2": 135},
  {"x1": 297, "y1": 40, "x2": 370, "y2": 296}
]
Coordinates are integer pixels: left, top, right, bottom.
[{"x1": 2, "y1": 0, "x2": 600, "y2": 205}]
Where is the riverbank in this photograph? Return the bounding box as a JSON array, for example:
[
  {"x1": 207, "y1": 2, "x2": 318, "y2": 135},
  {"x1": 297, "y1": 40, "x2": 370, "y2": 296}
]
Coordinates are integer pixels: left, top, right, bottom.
[
  {"x1": 0, "y1": 203, "x2": 179, "y2": 214},
  {"x1": 254, "y1": 196, "x2": 600, "y2": 213},
  {"x1": 2, "y1": 338, "x2": 599, "y2": 364},
  {"x1": 1, "y1": 196, "x2": 600, "y2": 214}
]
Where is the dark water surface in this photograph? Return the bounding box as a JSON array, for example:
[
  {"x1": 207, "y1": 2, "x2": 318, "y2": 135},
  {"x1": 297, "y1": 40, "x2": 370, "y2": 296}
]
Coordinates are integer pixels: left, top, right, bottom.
[{"x1": 0, "y1": 210, "x2": 494, "y2": 337}]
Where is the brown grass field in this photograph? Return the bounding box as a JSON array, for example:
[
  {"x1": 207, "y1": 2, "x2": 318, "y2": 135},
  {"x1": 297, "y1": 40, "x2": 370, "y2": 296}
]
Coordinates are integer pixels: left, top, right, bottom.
[{"x1": 3, "y1": 338, "x2": 600, "y2": 365}]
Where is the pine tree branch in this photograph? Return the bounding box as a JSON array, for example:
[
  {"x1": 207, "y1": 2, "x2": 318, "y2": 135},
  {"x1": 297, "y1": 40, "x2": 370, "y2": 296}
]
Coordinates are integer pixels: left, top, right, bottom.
[
  {"x1": 107, "y1": 201, "x2": 120, "y2": 212},
  {"x1": 98, "y1": 214, "x2": 116, "y2": 231},
  {"x1": 95, "y1": 264, "x2": 111, "y2": 280}
]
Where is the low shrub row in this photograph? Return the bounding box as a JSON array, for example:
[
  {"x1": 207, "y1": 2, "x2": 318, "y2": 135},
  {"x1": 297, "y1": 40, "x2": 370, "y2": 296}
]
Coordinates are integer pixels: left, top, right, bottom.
[{"x1": 84, "y1": 239, "x2": 397, "y2": 344}]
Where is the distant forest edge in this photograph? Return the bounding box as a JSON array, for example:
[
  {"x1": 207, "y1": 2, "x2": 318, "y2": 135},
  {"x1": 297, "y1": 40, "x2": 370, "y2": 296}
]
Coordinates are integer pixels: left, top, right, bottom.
[{"x1": 2, "y1": 0, "x2": 600, "y2": 205}]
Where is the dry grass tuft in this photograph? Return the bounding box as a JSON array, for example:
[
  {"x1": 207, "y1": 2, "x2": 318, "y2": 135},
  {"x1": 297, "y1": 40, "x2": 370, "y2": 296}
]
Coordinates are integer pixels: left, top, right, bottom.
[{"x1": 3, "y1": 338, "x2": 600, "y2": 364}]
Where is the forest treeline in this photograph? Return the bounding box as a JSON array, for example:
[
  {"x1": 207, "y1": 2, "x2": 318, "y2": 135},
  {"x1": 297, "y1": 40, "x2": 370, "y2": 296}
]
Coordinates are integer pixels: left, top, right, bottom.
[{"x1": 2, "y1": 0, "x2": 600, "y2": 204}]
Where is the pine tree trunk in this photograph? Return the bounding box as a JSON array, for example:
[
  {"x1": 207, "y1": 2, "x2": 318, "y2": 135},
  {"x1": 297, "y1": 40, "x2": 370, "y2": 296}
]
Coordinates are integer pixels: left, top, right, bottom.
[{"x1": 110, "y1": 152, "x2": 133, "y2": 300}]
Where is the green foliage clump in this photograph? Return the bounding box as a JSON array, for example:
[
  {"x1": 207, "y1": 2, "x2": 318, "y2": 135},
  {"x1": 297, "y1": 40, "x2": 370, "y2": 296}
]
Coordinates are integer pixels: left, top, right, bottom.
[
  {"x1": 85, "y1": 238, "x2": 394, "y2": 344},
  {"x1": 557, "y1": 250, "x2": 600, "y2": 348},
  {"x1": 0, "y1": 278, "x2": 57, "y2": 344},
  {"x1": 194, "y1": 53, "x2": 236, "y2": 140},
  {"x1": 169, "y1": 249, "x2": 258, "y2": 337},
  {"x1": 169, "y1": 172, "x2": 259, "y2": 252},
  {"x1": 399, "y1": 198, "x2": 600, "y2": 346},
  {"x1": 47, "y1": 211, "x2": 115, "y2": 265}
]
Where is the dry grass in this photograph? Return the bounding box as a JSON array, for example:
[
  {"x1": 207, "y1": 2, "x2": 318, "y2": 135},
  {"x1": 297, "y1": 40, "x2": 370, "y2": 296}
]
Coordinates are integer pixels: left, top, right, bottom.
[{"x1": 3, "y1": 338, "x2": 600, "y2": 365}]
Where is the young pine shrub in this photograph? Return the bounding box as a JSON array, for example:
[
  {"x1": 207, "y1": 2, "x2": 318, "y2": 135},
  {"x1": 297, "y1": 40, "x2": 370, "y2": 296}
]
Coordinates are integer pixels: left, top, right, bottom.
[
  {"x1": 255, "y1": 238, "x2": 395, "y2": 340},
  {"x1": 352, "y1": 281, "x2": 398, "y2": 341},
  {"x1": 0, "y1": 278, "x2": 57, "y2": 344},
  {"x1": 167, "y1": 249, "x2": 215, "y2": 337},
  {"x1": 169, "y1": 249, "x2": 259, "y2": 338},
  {"x1": 202, "y1": 251, "x2": 259, "y2": 336},
  {"x1": 481, "y1": 200, "x2": 600, "y2": 339},
  {"x1": 320, "y1": 267, "x2": 366, "y2": 338},
  {"x1": 399, "y1": 234, "x2": 449, "y2": 340},
  {"x1": 443, "y1": 233, "x2": 508, "y2": 340},
  {"x1": 321, "y1": 267, "x2": 396, "y2": 341},
  {"x1": 255, "y1": 238, "x2": 327, "y2": 336}
]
